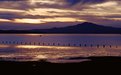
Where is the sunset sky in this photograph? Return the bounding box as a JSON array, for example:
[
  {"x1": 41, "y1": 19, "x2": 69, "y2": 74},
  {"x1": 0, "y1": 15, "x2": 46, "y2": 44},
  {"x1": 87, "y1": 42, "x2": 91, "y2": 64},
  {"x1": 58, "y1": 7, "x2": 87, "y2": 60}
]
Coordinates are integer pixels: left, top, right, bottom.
[{"x1": 0, "y1": 0, "x2": 121, "y2": 30}]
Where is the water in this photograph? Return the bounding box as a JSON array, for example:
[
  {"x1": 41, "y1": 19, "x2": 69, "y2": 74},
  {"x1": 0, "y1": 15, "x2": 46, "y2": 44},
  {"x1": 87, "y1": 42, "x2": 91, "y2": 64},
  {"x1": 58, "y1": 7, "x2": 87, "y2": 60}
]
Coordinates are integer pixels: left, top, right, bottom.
[{"x1": 0, "y1": 34, "x2": 121, "y2": 63}]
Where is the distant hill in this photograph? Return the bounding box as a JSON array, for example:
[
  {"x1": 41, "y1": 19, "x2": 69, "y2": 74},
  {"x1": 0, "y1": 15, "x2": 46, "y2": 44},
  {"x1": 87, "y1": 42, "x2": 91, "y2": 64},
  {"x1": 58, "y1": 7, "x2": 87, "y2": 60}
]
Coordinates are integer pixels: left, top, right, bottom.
[
  {"x1": 0, "y1": 22, "x2": 121, "y2": 34},
  {"x1": 31, "y1": 22, "x2": 121, "y2": 34}
]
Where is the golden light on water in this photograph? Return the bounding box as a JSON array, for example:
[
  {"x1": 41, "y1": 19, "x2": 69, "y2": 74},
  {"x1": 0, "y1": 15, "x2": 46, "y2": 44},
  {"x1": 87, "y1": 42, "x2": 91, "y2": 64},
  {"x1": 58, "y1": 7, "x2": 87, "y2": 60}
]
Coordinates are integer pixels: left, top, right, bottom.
[
  {"x1": 0, "y1": 45, "x2": 9, "y2": 48},
  {"x1": 23, "y1": 34, "x2": 40, "y2": 36},
  {"x1": 35, "y1": 55, "x2": 47, "y2": 59},
  {"x1": 16, "y1": 45, "x2": 42, "y2": 49},
  {"x1": 0, "y1": 44, "x2": 121, "y2": 62},
  {"x1": 15, "y1": 45, "x2": 78, "y2": 50}
]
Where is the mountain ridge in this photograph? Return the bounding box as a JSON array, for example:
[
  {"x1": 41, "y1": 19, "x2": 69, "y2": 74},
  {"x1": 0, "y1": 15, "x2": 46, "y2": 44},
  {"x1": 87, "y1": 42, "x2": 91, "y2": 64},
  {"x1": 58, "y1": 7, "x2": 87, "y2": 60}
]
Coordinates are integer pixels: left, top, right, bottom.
[
  {"x1": 36, "y1": 22, "x2": 121, "y2": 34},
  {"x1": 0, "y1": 22, "x2": 121, "y2": 34}
]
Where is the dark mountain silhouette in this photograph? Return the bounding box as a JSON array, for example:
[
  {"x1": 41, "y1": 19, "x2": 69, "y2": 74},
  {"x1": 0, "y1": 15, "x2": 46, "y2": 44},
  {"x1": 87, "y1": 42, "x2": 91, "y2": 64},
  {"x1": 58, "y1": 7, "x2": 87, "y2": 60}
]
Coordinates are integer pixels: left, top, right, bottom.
[
  {"x1": 31, "y1": 22, "x2": 121, "y2": 34},
  {"x1": 0, "y1": 22, "x2": 121, "y2": 34}
]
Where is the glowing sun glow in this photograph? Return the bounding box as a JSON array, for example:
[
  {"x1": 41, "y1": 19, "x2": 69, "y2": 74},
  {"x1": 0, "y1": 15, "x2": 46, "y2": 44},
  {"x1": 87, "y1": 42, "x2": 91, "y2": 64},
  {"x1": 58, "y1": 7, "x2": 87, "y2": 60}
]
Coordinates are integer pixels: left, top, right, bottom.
[{"x1": 14, "y1": 19, "x2": 45, "y2": 24}]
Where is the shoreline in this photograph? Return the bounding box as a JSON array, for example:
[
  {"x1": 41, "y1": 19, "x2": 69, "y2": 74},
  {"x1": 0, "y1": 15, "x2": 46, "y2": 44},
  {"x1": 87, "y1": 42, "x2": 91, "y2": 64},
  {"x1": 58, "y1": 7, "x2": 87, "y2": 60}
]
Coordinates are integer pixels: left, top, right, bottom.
[
  {"x1": 0, "y1": 33, "x2": 120, "y2": 34},
  {"x1": 0, "y1": 56, "x2": 121, "y2": 74}
]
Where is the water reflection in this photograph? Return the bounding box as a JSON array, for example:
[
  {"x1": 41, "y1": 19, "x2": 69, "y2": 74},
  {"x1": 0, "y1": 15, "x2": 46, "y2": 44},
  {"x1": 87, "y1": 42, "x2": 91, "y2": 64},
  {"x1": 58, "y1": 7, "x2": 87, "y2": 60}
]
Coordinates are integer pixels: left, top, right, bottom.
[
  {"x1": 15, "y1": 45, "x2": 78, "y2": 50},
  {"x1": 24, "y1": 34, "x2": 42, "y2": 36},
  {"x1": 0, "y1": 45, "x2": 9, "y2": 48},
  {"x1": 0, "y1": 34, "x2": 121, "y2": 63},
  {"x1": 35, "y1": 55, "x2": 47, "y2": 59},
  {"x1": 0, "y1": 44, "x2": 120, "y2": 62}
]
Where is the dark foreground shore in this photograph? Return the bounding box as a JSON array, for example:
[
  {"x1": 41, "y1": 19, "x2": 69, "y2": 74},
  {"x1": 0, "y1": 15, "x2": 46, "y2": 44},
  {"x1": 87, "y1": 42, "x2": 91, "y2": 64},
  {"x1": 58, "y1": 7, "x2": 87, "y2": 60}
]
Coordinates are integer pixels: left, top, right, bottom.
[{"x1": 0, "y1": 56, "x2": 121, "y2": 74}]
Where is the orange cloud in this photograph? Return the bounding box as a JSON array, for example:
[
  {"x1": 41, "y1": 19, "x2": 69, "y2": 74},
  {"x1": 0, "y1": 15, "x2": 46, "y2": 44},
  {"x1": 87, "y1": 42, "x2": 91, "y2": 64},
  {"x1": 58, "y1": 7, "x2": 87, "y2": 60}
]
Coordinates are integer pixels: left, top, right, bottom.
[
  {"x1": 29, "y1": 0, "x2": 65, "y2": 5},
  {"x1": 0, "y1": 19, "x2": 11, "y2": 22},
  {"x1": 42, "y1": 17, "x2": 85, "y2": 22},
  {"x1": 12, "y1": 17, "x2": 85, "y2": 24},
  {"x1": 13, "y1": 19, "x2": 45, "y2": 24},
  {"x1": 0, "y1": 0, "x2": 121, "y2": 28},
  {"x1": 0, "y1": 8, "x2": 25, "y2": 13}
]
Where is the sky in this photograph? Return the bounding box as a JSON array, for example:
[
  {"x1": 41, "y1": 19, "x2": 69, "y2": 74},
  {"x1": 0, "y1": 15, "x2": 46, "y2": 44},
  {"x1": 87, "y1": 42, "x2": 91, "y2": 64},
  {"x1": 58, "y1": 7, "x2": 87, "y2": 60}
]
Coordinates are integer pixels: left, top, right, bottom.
[{"x1": 0, "y1": 0, "x2": 121, "y2": 30}]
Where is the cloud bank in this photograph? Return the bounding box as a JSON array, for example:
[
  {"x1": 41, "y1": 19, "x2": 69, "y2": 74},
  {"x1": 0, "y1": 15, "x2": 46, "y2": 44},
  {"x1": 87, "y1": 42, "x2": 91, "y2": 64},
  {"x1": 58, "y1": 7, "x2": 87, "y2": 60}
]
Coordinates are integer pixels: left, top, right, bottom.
[{"x1": 0, "y1": 0, "x2": 121, "y2": 29}]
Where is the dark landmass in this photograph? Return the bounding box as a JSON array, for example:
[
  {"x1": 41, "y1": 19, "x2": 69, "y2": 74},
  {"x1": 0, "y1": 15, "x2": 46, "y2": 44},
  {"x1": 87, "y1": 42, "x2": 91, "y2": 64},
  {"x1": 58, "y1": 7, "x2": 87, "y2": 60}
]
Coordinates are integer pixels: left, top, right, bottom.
[
  {"x1": 0, "y1": 56, "x2": 121, "y2": 74},
  {"x1": 0, "y1": 22, "x2": 121, "y2": 34}
]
